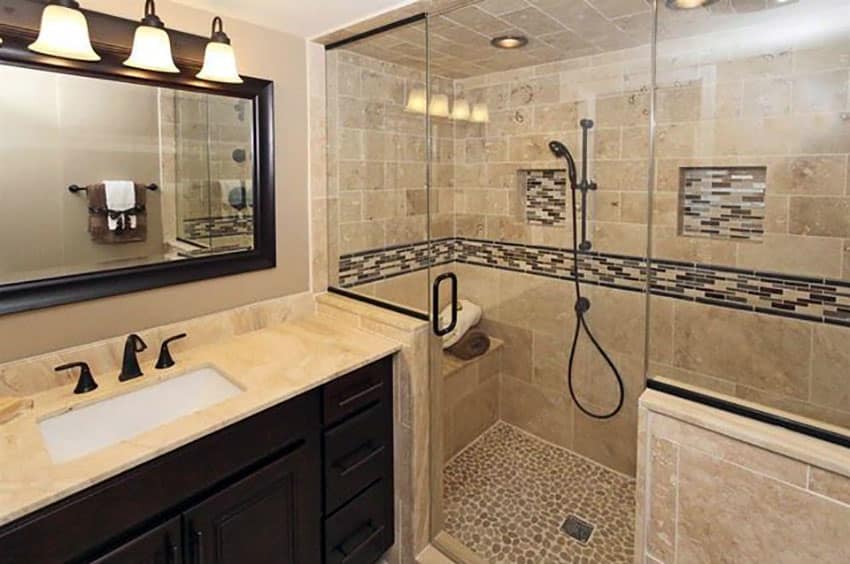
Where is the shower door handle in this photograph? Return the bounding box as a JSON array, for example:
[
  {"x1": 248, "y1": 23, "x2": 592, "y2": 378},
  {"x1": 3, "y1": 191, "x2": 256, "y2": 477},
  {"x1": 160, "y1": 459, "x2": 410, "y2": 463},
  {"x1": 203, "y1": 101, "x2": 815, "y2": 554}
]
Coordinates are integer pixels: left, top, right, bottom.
[{"x1": 432, "y1": 272, "x2": 458, "y2": 337}]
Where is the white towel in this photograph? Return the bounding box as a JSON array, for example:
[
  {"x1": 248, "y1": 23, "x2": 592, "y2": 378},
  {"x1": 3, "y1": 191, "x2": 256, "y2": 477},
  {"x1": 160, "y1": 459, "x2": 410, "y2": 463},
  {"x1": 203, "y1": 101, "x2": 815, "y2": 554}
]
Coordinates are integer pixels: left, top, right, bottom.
[
  {"x1": 104, "y1": 180, "x2": 137, "y2": 231},
  {"x1": 440, "y1": 299, "x2": 483, "y2": 349}
]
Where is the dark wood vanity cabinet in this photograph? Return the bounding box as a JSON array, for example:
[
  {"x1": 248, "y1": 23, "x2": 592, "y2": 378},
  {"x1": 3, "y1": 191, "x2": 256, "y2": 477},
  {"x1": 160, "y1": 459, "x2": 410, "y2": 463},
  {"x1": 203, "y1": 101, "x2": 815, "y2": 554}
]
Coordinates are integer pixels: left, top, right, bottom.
[
  {"x1": 0, "y1": 356, "x2": 394, "y2": 564},
  {"x1": 90, "y1": 517, "x2": 182, "y2": 564}
]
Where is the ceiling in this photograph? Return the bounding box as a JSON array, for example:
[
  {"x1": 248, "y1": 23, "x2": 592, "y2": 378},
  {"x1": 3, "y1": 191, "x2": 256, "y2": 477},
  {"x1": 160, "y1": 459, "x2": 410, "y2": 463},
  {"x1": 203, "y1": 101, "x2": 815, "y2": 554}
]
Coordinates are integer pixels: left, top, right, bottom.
[
  {"x1": 342, "y1": 0, "x2": 810, "y2": 79},
  {"x1": 171, "y1": 0, "x2": 418, "y2": 39}
]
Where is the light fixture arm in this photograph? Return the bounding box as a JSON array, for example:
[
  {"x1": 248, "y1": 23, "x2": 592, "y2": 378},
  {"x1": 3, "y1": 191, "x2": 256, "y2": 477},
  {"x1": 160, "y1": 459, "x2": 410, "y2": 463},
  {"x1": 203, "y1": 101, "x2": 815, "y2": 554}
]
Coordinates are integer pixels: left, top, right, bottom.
[
  {"x1": 141, "y1": 0, "x2": 165, "y2": 29},
  {"x1": 210, "y1": 16, "x2": 231, "y2": 45}
]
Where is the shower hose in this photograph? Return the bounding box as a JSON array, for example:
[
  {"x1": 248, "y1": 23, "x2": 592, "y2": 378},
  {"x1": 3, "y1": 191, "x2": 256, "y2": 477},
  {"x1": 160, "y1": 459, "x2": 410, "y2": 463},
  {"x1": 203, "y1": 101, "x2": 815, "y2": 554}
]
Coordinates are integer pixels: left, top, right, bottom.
[{"x1": 560, "y1": 128, "x2": 625, "y2": 420}]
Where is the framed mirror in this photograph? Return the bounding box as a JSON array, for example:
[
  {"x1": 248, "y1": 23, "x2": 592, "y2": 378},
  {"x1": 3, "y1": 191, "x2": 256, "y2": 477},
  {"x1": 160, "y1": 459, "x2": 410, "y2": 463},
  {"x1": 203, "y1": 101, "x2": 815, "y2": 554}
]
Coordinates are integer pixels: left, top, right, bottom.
[{"x1": 0, "y1": 0, "x2": 275, "y2": 314}]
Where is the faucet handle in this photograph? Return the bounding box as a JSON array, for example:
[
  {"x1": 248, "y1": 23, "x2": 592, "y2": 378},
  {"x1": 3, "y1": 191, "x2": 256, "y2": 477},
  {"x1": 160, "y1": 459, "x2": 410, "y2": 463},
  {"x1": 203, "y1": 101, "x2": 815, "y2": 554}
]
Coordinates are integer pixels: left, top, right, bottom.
[
  {"x1": 156, "y1": 333, "x2": 187, "y2": 369},
  {"x1": 55, "y1": 362, "x2": 98, "y2": 395}
]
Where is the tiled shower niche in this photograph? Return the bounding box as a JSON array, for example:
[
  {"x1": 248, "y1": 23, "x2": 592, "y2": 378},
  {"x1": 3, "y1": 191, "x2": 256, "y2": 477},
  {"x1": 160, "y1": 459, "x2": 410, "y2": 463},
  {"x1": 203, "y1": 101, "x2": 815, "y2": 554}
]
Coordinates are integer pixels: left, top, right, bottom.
[
  {"x1": 520, "y1": 169, "x2": 568, "y2": 227},
  {"x1": 679, "y1": 166, "x2": 767, "y2": 242}
]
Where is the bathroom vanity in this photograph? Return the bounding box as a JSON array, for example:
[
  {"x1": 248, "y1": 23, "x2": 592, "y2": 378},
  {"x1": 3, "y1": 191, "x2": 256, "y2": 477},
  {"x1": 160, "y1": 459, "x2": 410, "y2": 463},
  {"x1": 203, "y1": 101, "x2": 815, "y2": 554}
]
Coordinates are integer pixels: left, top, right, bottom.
[{"x1": 0, "y1": 323, "x2": 397, "y2": 564}]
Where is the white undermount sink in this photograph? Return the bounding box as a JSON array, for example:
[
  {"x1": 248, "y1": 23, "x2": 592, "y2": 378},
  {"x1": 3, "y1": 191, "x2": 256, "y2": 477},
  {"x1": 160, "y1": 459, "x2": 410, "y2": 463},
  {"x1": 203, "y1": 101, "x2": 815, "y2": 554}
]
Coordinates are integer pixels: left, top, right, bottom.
[{"x1": 39, "y1": 367, "x2": 243, "y2": 464}]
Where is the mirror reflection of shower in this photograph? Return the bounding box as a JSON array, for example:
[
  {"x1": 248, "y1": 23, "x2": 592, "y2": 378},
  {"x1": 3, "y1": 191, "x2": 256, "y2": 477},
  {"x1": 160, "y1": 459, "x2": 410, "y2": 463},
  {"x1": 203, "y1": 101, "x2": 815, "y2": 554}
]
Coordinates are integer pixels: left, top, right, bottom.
[{"x1": 550, "y1": 120, "x2": 625, "y2": 420}]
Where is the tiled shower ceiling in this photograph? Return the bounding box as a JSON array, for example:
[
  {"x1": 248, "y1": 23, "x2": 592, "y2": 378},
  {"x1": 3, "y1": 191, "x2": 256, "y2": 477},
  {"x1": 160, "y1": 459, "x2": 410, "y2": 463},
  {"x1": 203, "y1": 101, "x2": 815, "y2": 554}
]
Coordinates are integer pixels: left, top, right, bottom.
[{"x1": 343, "y1": 0, "x2": 800, "y2": 78}]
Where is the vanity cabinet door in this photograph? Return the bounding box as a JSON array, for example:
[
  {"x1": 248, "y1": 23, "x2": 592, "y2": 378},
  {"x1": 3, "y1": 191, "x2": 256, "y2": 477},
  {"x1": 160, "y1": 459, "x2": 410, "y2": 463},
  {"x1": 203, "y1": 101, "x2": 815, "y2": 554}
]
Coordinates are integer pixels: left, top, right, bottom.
[
  {"x1": 91, "y1": 517, "x2": 182, "y2": 564},
  {"x1": 184, "y1": 440, "x2": 321, "y2": 564}
]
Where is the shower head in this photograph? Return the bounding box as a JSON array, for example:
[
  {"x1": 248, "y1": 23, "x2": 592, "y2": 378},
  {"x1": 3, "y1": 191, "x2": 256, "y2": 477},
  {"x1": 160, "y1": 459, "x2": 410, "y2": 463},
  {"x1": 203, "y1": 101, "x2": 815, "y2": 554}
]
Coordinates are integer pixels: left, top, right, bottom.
[{"x1": 549, "y1": 140, "x2": 578, "y2": 186}]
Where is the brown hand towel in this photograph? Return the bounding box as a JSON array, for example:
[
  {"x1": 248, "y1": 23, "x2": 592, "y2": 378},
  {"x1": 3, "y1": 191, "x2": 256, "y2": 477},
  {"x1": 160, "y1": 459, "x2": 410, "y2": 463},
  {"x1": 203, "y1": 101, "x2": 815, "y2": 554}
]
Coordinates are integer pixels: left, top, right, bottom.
[
  {"x1": 87, "y1": 183, "x2": 148, "y2": 244},
  {"x1": 447, "y1": 330, "x2": 491, "y2": 361}
]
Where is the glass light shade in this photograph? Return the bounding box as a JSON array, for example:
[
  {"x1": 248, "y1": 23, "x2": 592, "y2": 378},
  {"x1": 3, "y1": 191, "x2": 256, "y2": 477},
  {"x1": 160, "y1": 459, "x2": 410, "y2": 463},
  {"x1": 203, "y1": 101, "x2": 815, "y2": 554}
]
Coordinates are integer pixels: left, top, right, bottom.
[
  {"x1": 124, "y1": 25, "x2": 179, "y2": 73},
  {"x1": 29, "y1": 4, "x2": 100, "y2": 62},
  {"x1": 470, "y1": 103, "x2": 490, "y2": 123},
  {"x1": 405, "y1": 88, "x2": 427, "y2": 114},
  {"x1": 451, "y1": 99, "x2": 470, "y2": 121},
  {"x1": 429, "y1": 94, "x2": 450, "y2": 118},
  {"x1": 197, "y1": 42, "x2": 243, "y2": 83}
]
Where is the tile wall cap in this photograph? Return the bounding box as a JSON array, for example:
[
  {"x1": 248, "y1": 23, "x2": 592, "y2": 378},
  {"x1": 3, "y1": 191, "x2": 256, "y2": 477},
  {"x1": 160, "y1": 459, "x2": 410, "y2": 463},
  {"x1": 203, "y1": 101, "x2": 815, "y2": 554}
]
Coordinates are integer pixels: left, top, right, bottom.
[{"x1": 640, "y1": 388, "x2": 850, "y2": 480}]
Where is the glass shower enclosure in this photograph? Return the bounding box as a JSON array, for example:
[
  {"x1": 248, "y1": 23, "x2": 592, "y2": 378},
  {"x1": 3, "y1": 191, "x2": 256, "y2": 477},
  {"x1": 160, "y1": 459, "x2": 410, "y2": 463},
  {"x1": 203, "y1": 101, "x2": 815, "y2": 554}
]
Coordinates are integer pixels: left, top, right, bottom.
[{"x1": 325, "y1": 0, "x2": 850, "y2": 560}]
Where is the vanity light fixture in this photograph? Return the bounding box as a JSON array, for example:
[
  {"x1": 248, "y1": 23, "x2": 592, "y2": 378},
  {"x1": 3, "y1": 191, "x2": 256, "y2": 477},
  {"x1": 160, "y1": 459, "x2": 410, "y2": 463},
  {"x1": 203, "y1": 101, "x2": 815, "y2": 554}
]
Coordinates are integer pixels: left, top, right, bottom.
[
  {"x1": 124, "y1": 0, "x2": 179, "y2": 73},
  {"x1": 451, "y1": 98, "x2": 471, "y2": 121},
  {"x1": 429, "y1": 94, "x2": 450, "y2": 119},
  {"x1": 196, "y1": 17, "x2": 243, "y2": 84},
  {"x1": 28, "y1": 0, "x2": 101, "y2": 62},
  {"x1": 470, "y1": 103, "x2": 490, "y2": 123}
]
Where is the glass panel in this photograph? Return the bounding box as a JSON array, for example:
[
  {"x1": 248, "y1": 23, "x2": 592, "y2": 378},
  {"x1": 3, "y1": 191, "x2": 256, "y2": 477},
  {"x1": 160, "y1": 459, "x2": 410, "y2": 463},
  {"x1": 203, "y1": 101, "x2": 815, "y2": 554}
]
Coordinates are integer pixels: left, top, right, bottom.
[
  {"x1": 649, "y1": 0, "x2": 850, "y2": 435},
  {"x1": 325, "y1": 20, "x2": 431, "y2": 315},
  {"x1": 426, "y1": 1, "x2": 654, "y2": 560}
]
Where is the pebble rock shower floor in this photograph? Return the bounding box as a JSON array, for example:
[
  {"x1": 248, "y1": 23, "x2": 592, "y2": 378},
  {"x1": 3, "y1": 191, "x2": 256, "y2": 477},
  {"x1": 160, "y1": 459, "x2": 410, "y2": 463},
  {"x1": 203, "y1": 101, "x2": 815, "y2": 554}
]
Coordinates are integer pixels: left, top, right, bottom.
[{"x1": 443, "y1": 422, "x2": 635, "y2": 563}]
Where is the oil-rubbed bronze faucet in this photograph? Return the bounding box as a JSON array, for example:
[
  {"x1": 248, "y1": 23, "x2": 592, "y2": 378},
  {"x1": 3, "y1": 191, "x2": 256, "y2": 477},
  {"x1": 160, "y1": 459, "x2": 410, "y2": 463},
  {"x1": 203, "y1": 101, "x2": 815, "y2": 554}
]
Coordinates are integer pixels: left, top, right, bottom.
[{"x1": 119, "y1": 334, "x2": 148, "y2": 382}]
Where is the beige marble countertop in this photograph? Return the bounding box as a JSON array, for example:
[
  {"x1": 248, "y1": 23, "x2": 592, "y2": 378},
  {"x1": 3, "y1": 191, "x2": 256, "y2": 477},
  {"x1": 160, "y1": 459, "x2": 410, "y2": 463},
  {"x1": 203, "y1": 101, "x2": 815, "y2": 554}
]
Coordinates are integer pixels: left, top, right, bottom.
[{"x1": 0, "y1": 313, "x2": 401, "y2": 527}]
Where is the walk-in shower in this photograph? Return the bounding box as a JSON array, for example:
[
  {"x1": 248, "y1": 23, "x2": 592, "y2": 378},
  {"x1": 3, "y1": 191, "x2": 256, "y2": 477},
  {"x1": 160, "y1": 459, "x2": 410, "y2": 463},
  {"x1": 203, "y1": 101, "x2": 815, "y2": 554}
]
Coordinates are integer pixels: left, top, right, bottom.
[
  {"x1": 550, "y1": 122, "x2": 624, "y2": 420},
  {"x1": 324, "y1": 0, "x2": 850, "y2": 560}
]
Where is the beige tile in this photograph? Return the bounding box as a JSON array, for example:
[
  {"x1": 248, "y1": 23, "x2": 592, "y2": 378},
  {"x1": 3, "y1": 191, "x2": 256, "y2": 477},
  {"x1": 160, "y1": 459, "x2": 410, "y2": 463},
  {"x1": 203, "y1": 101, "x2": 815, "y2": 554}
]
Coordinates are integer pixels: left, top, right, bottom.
[
  {"x1": 811, "y1": 324, "x2": 850, "y2": 414},
  {"x1": 736, "y1": 233, "x2": 843, "y2": 278},
  {"x1": 500, "y1": 374, "x2": 573, "y2": 450},
  {"x1": 677, "y1": 448, "x2": 850, "y2": 563},
  {"x1": 646, "y1": 437, "x2": 677, "y2": 563},
  {"x1": 792, "y1": 69, "x2": 849, "y2": 114},
  {"x1": 767, "y1": 156, "x2": 847, "y2": 196},
  {"x1": 673, "y1": 301, "x2": 812, "y2": 400},
  {"x1": 810, "y1": 467, "x2": 850, "y2": 506},
  {"x1": 480, "y1": 318, "x2": 532, "y2": 382},
  {"x1": 651, "y1": 412, "x2": 809, "y2": 486},
  {"x1": 573, "y1": 400, "x2": 638, "y2": 475},
  {"x1": 445, "y1": 376, "x2": 499, "y2": 460},
  {"x1": 735, "y1": 384, "x2": 850, "y2": 432},
  {"x1": 789, "y1": 196, "x2": 850, "y2": 238},
  {"x1": 742, "y1": 78, "x2": 792, "y2": 117}
]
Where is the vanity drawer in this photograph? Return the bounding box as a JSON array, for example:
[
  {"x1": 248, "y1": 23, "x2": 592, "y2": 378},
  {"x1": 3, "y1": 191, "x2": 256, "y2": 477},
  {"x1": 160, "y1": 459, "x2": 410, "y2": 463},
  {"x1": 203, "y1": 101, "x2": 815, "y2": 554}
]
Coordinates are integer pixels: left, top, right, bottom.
[
  {"x1": 324, "y1": 480, "x2": 392, "y2": 564},
  {"x1": 323, "y1": 356, "x2": 392, "y2": 426},
  {"x1": 324, "y1": 403, "x2": 388, "y2": 514}
]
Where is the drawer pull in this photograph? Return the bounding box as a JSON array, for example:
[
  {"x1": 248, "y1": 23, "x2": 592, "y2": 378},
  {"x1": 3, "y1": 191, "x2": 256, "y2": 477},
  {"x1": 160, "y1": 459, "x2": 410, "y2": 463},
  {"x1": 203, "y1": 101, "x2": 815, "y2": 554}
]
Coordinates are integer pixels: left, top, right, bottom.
[
  {"x1": 167, "y1": 540, "x2": 178, "y2": 564},
  {"x1": 337, "y1": 521, "x2": 385, "y2": 563},
  {"x1": 334, "y1": 442, "x2": 385, "y2": 477},
  {"x1": 193, "y1": 529, "x2": 204, "y2": 564},
  {"x1": 337, "y1": 382, "x2": 383, "y2": 408}
]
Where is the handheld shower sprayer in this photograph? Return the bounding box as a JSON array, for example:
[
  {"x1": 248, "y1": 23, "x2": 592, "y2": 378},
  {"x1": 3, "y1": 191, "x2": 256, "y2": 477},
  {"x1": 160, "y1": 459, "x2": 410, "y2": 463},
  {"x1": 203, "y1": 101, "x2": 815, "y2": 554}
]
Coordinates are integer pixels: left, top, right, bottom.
[{"x1": 549, "y1": 120, "x2": 624, "y2": 420}]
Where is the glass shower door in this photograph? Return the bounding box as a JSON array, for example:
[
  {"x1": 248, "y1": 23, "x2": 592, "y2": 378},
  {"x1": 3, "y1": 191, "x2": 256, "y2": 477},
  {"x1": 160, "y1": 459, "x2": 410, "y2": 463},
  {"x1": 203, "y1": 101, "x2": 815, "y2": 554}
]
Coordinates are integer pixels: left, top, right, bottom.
[{"x1": 325, "y1": 17, "x2": 433, "y2": 318}]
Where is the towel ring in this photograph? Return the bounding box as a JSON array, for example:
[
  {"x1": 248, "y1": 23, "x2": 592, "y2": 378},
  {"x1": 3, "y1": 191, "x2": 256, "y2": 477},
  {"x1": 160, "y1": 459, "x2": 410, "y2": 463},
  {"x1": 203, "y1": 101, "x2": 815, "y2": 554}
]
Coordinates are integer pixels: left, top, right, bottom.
[{"x1": 69, "y1": 184, "x2": 159, "y2": 194}]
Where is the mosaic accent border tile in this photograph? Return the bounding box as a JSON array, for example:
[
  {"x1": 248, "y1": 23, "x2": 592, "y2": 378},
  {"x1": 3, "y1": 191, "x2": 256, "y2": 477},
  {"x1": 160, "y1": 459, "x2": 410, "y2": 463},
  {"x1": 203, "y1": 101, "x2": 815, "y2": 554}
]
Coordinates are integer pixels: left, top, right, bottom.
[
  {"x1": 338, "y1": 238, "x2": 850, "y2": 327},
  {"x1": 680, "y1": 166, "x2": 766, "y2": 242},
  {"x1": 522, "y1": 169, "x2": 568, "y2": 226},
  {"x1": 183, "y1": 216, "x2": 254, "y2": 239}
]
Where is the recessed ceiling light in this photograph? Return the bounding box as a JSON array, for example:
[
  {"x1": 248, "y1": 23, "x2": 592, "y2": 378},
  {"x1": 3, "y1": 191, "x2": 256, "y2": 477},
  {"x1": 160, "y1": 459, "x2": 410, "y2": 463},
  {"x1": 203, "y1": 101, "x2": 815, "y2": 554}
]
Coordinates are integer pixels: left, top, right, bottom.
[
  {"x1": 491, "y1": 35, "x2": 528, "y2": 49},
  {"x1": 665, "y1": 0, "x2": 719, "y2": 9}
]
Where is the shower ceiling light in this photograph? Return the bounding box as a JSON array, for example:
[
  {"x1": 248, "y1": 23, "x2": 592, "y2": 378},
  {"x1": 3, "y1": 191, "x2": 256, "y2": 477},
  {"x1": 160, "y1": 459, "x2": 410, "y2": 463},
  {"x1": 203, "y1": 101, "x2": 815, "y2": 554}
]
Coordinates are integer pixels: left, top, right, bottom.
[
  {"x1": 196, "y1": 17, "x2": 243, "y2": 84},
  {"x1": 470, "y1": 103, "x2": 490, "y2": 123},
  {"x1": 124, "y1": 0, "x2": 179, "y2": 73},
  {"x1": 491, "y1": 35, "x2": 528, "y2": 49},
  {"x1": 429, "y1": 94, "x2": 450, "y2": 118},
  {"x1": 405, "y1": 87, "x2": 427, "y2": 114},
  {"x1": 28, "y1": 0, "x2": 101, "y2": 61},
  {"x1": 451, "y1": 99, "x2": 470, "y2": 121},
  {"x1": 665, "y1": 0, "x2": 719, "y2": 9}
]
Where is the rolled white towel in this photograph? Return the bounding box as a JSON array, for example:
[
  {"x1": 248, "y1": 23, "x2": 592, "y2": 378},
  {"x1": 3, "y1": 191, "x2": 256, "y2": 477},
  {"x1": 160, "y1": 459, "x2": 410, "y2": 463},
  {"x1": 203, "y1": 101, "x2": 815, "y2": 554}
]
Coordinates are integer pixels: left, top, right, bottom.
[{"x1": 440, "y1": 299, "x2": 483, "y2": 349}]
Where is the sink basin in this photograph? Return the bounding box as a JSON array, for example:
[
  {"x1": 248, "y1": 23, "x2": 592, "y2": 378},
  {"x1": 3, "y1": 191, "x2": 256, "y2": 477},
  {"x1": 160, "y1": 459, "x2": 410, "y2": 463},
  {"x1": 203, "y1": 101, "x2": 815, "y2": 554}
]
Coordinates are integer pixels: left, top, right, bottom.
[{"x1": 39, "y1": 367, "x2": 242, "y2": 463}]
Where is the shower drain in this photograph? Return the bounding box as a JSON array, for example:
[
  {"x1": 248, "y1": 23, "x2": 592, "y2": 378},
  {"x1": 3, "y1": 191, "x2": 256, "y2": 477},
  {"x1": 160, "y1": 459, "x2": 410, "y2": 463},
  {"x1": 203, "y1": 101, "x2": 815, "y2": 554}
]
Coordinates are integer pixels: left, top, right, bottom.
[{"x1": 561, "y1": 514, "x2": 595, "y2": 544}]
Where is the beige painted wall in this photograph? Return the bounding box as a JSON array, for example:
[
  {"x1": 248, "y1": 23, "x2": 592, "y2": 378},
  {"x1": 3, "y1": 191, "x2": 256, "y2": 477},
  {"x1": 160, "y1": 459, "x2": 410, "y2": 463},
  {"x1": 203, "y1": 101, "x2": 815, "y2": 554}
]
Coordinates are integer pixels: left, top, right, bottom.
[
  {"x1": 0, "y1": 0, "x2": 310, "y2": 363},
  {"x1": 0, "y1": 67, "x2": 166, "y2": 282}
]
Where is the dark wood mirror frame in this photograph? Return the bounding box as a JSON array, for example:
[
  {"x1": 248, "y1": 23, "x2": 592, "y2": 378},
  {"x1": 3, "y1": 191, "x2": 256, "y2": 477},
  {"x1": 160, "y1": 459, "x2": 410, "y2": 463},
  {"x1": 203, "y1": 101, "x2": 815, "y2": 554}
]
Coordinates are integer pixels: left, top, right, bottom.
[{"x1": 0, "y1": 0, "x2": 276, "y2": 315}]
